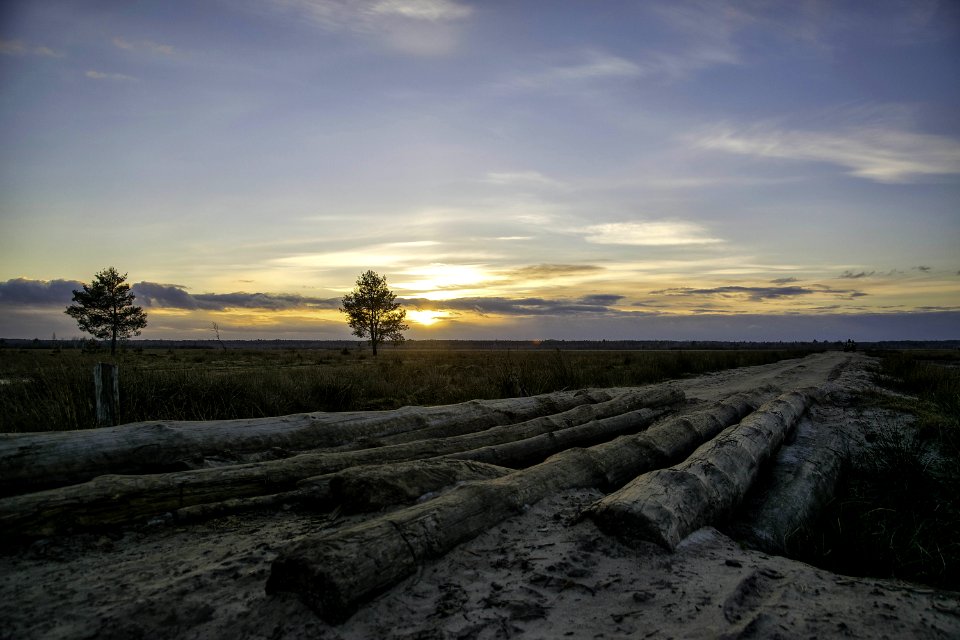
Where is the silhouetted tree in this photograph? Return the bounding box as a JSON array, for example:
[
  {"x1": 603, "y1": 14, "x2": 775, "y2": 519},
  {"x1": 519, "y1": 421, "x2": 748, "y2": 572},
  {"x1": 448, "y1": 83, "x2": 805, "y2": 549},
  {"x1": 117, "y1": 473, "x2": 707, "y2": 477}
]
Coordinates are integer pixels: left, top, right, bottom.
[
  {"x1": 65, "y1": 267, "x2": 147, "y2": 355},
  {"x1": 339, "y1": 270, "x2": 408, "y2": 356}
]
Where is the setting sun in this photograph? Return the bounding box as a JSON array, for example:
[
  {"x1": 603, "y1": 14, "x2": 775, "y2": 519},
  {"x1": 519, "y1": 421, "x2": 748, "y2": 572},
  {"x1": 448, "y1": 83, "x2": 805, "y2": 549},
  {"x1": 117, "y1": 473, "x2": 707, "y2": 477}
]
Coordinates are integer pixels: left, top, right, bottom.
[{"x1": 407, "y1": 310, "x2": 450, "y2": 326}]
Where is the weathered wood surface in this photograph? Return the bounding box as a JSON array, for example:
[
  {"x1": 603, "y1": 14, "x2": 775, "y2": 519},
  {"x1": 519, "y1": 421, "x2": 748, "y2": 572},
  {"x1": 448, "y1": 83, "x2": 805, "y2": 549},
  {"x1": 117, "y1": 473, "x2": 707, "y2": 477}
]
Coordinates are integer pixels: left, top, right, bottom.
[
  {"x1": 447, "y1": 407, "x2": 666, "y2": 468},
  {"x1": 0, "y1": 387, "x2": 682, "y2": 537},
  {"x1": 266, "y1": 393, "x2": 758, "y2": 623},
  {"x1": 586, "y1": 389, "x2": 818, "y2": 551},
  {"x1": 326, "y1": 458, "x2": 513, "y2": 513},
  {"x1": 174, "y1": 458, "x2": 512, "y2": 522},
  {"x1": 171, "y1": 405, "x2": 671, "y2": 525},
  {"x1": 729, "y1": 417, "x2": 848, "y2": 553},
  {"x1": 0, "y1": 387, "x2": 626, "y2": 495}
]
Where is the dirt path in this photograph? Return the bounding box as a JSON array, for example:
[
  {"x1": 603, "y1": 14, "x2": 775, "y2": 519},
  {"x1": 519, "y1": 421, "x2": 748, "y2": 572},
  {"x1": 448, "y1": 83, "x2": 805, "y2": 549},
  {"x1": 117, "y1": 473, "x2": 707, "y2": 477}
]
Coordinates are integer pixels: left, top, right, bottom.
[
  {"x1": 2, "y1": 351, "x2": 958, "y2": 639},
  {"x1": 666, "y1": 350, "x2": 859, "y2": 402}
]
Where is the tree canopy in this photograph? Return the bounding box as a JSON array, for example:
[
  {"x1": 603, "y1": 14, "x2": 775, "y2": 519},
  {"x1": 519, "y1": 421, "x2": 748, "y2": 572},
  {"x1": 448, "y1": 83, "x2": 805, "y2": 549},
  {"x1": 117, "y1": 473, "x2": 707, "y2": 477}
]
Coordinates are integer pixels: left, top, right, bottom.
[
  {"x1": 65, "y1": 267, "x2": 147, "y2": 355},
  {"x1": 340, "y1": 270, "x2": 408, "y2": 356}
]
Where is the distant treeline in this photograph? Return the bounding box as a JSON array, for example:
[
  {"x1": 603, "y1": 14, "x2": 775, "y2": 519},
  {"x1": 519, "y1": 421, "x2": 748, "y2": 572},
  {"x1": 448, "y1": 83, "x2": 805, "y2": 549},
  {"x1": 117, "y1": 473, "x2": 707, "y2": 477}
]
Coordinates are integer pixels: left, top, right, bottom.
[{"x1": 2, "y1": 337, "x2": 958, "y2": 351}]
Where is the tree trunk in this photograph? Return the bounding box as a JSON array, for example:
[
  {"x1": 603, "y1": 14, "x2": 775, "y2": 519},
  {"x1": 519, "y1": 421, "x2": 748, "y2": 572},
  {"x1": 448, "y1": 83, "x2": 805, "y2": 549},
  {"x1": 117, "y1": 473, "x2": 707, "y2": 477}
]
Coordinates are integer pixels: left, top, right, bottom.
[
  {"x1": 326, "y1": 458, "x2": 513, "y2": 513},
  {"x1": 446, "y1": 406, "x2": 668, "y2": 468},
  {"x1": 0, "y1": 387, "x2": 629, "y2": 496},
  {"x1": 173, "y1": 458, "x2": 513, "y2": 523},
  {"x1": 727, "y1": 417, "x2": 848, "y2": 554},
  {"x1": 586, "y1": 389, "x2": 819, "y2": 552},
  {"x1": 168, "y1": 403, "x2": 671, "y2": 525},
  {"x1": 0, "y1": 387, "x2": 683, "y2": 537},
  {"x1": 266, "y1": 392, "x2": 757, "y2": 623}
]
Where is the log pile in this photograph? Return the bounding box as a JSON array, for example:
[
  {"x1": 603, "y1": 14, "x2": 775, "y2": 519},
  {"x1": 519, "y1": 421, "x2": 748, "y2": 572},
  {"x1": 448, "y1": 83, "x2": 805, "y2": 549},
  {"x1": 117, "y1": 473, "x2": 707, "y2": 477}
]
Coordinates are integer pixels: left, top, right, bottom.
[
  {"x1": 0, "y1": 388, "x2": 633, "y2": 495},
  {"x1": 0, "y1": 386, "x2": 682, "y2": 537},
  {"x1": 0, "y1": 361, "x2": 857, "y2": 627},
  {"x1": 585, "y1": 389, "x2": 820, "y2": 551},
  {"x1": 728, "y1": 417, "x2": 849, "y2": 553},
  {"x1": 266, "y1": 393, "x2": 759, "y2": 622}
]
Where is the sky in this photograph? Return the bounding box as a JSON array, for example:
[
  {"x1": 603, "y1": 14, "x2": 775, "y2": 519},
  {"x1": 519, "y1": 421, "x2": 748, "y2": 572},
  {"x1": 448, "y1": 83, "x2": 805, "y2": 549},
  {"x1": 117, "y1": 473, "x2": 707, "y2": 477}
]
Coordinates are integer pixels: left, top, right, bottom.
[{"x1": 1, "y1": 0, "x2": 958, "y2": 342}]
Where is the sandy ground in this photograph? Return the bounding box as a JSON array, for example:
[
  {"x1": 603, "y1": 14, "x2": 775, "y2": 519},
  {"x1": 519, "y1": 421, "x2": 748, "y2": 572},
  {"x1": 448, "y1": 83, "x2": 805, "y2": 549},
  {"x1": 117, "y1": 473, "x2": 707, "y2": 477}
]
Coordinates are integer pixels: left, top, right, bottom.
[{"x1": 2, "y1": 352, "x2": 959, "y2": 639}]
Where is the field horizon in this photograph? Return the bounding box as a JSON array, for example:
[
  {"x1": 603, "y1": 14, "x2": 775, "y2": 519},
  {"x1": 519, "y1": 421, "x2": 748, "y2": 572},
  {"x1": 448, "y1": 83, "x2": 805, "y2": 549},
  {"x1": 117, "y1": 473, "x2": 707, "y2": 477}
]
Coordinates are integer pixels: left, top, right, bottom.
[{"x1": 4, "y1": 336, "x2": 959, "y2": 352}]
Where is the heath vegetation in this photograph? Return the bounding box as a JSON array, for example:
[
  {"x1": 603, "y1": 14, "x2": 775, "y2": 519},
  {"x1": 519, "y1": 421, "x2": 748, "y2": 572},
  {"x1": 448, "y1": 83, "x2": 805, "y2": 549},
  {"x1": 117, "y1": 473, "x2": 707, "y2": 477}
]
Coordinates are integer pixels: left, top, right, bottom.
[
  {"x1": 0, "y1": 345, "x2": 812, "y2": 433},
  {"x1": 796, "y1": 349, "x2": 960, "y2": 589}
]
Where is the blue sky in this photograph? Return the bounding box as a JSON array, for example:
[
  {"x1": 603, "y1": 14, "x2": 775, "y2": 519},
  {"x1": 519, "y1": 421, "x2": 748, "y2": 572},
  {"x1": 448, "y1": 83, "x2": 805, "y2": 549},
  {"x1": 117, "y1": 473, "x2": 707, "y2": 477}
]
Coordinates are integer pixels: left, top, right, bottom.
[{"x1": 1, "y1": 0, "x2": 958, "y2": 341}]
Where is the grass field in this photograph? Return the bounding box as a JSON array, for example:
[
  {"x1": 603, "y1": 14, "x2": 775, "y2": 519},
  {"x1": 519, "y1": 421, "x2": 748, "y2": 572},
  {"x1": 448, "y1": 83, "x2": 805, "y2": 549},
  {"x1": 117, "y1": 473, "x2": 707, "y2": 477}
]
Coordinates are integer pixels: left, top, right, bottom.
[{"x1": 0, "y1": 345, "x2": 813, "y2": 433}]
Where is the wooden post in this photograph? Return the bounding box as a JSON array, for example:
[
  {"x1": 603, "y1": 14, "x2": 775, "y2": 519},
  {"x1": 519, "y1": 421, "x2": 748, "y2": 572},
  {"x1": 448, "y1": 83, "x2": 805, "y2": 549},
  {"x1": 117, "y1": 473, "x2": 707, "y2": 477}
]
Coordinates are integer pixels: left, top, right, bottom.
[{"x1": 94, "y1": 363, "x2": 119, "y2": 427}]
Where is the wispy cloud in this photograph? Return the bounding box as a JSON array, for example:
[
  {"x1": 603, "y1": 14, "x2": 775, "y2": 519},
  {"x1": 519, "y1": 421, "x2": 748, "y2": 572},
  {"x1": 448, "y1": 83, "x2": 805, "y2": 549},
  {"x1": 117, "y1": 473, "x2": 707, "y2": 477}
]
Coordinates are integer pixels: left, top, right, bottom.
[
  {"x1": 85, "y1": 70, "x2": 139, "y2": 82},
  {"x1": 840, "y1": 270, "x2": 875, "y2": 279},
  {"x1": 112, "y1": 37, "x2": 176, "y2": 56},
  {"x1": 265, "y1": 0, "x2": 472, "y2": 55},
  {"x1": 641, "y1": 2, "x2": 742, "y2": 75},
  {"x1": 506, "y1": 264, "x2": 604, "y2": 279},
  {"x1": 0, "y1": 39, "x2": 63, "y2": 58},
  {"x1": 652, "y1": 285, "x2": 866, "y2": 302},
  {"x1": 697, "y1": 123, "x2": 960, "y2": 183},
  {"x1": 583, "y1": 221, "x2": 723, "y2": 246},
  {"x1": 501, "y1": 50, "x2": 643, "y2": 91},
  {"x1": 370, "y1": 0, "x2": 472, "y2": 21},
  {"x1": 483, "y1": 171, "x2": 565, "y2": 189},
  {"x1": 403, "y1": 294, "x2": 631, "y2": 317}
]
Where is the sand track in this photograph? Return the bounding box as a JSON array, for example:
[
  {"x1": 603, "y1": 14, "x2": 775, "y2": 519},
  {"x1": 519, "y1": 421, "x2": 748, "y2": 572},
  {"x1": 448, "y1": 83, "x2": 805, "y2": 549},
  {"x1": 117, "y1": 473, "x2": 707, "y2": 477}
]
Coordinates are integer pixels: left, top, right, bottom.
[{"x1": 2, "y1": 352, "x2": 958, "y2": 639}]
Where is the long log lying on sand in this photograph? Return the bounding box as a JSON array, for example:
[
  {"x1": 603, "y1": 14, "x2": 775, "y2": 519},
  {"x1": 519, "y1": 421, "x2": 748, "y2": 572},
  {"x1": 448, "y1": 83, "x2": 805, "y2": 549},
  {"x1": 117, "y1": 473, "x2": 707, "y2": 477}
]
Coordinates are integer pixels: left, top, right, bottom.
[
  {"x1": 266, "y1": 393, "x2": 758, "y2": 623},
  {"x1": 446, "y1": 407, "x2": 668, "y2": 469},
  {"x1": 174, "y1": 407, "x2": 669, "y2": 524},
  {"x1": 324, "y1": 458, "x2": 514, "y2": 513},
  {"x1": 0, "y1": 387, "x2": 682, "y2": 537},
  {"x1": 175, "y1": 458, "x2": 513, "y2": 522},
  {"x1": 728, "y1": 418, "x2": 848, "y2": 553},
  {"x1": 0, "y1": 388, "x2": 623, "y2": 495},
  {"x1": 586, "y1": 389, "x2": 818, "y2": 552}
]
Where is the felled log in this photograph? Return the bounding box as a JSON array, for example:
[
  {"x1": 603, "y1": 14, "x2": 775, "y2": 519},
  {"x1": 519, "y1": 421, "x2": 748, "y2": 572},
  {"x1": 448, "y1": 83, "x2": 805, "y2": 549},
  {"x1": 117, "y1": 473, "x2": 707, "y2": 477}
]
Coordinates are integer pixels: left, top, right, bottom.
[
  {"x1": 0, "y1": 387, "x2": 682, "y2": 537},
  {"x1": 324, "y1": 458, "x2": 512, "y2": 513},
  {"x1": 174, "y1": 458, "x2": 512, "y2": 522},
  {"x1": 728, "y1": 418, "x2": 848, "y2": 553},
  {"x1": 447, "y1": 407, "x2": 668, "y2": 468},
  {"x1": 176, "y1": 406, "x2": 670, "y2": 524},
  {"x1": 586, "y1": 389, "x2": 818, "y2": 552},
  {"x1": 0, "y1": 387, "x2": 619, "y2": 495},
  {"x1": 173, "y1": 404, "x2": 670, "y2": 524},
  {"x1": 266, "y1": 393, "x2": 757, "y2": 623}
]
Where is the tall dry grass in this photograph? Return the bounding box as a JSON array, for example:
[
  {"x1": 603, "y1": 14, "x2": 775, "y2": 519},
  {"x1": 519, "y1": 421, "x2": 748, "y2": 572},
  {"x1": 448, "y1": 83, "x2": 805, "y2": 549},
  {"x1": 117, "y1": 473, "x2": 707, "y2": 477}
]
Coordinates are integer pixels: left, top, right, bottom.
[
  {"x1": 797, "y1": 350, "x2": 960, "y2": 589},
  {"x1": 0, "y1": 346, "x2": 809, "y2": 432}
]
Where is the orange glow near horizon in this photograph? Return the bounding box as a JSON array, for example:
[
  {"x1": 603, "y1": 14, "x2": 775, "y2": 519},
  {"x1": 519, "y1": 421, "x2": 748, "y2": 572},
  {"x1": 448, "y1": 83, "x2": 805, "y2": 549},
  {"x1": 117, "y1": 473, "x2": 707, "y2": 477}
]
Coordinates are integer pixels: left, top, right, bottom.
[{"x1": 407, "y1": 310, "x2": 451, "y2": 326}]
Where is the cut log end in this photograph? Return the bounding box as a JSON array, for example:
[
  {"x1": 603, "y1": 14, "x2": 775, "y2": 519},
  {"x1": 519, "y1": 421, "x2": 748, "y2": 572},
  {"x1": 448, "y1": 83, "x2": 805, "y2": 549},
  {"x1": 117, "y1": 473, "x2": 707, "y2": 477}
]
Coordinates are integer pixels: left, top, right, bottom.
[{"x1": 267, "y1": 552, "x2": 355, "y2": 624}]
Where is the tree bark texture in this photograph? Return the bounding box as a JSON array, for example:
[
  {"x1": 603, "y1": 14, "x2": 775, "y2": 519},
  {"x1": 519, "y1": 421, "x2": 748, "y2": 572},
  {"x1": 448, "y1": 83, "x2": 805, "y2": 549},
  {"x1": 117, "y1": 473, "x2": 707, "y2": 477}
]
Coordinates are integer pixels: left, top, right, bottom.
[
  {"x1": 727, "y1": 417, "x2": 848, "y2": 554},
  {"x1": 0, "y1": 387, "x2": 682, "y2": 537},
  {"x1": 175, "y1": 405, "x2": 672, "y2": 525},
  {"x1": 325, "y1": 458, "x2": 513, "y2": 513},
  {"x1": 0, "y1": 387, "x2": 633, "y2": 496},
  {"x1": 445, "y1": 406, "x2": 669, "y2": 469},
  {"x1": 174, "y1": 458, "x2": 512, "y2": 523},
  {"x1": 586, "y1": 388, "x2": 819, "y2": 552},
  {"x1": 266, "y1": 393, "x2": 757, "y2": 623}
]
